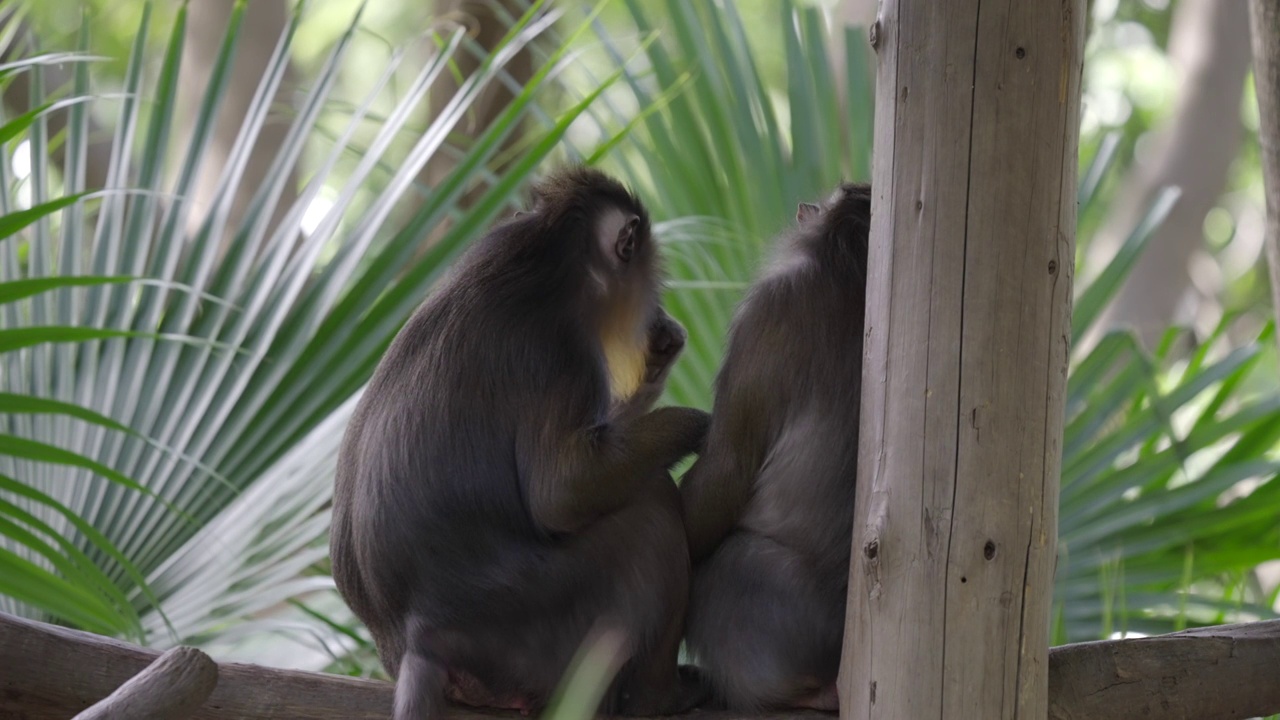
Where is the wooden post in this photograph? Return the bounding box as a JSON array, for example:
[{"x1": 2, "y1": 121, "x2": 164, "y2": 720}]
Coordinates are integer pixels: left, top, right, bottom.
[{"x1": 838, "y1": 0, "x2": 1085, "y2": 718}]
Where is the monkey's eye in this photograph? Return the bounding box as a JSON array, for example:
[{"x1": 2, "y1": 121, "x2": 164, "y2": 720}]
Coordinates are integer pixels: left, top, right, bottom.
[{"x1": 615, "y1": 215, "x2": 640, "y2": 263}]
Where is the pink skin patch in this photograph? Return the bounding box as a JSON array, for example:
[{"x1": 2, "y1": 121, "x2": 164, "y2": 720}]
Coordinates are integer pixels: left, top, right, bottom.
[
  {"x1": 790, "y1": 683, "x2": 839, "y2": 712},
  {"x1": 445, "y1": 669, "x2": 538, "y2": 716}
]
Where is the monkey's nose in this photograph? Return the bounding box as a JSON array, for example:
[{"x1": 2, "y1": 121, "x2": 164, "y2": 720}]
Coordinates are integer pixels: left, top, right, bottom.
[{"x1": 657, "y1": 329, "x2": 685, "y2": 355}]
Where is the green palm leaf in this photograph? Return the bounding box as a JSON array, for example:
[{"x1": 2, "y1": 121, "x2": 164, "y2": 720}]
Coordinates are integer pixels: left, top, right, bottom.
[{"x1": 0, "y1": 0, "x2": 635, "y2": 659}]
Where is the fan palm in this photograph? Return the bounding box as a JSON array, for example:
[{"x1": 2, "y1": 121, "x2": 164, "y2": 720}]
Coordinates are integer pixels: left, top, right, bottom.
[{"x1": 0, "y1": 0, "x2": 636, "y2": 662}]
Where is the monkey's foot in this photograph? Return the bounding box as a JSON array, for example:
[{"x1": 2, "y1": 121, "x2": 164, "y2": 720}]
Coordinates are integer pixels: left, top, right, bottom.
[
  {"x1": 609, "y1": 666, "x2": 711, "y2": 712},
  {"x1": 789, "y1": 682, "x2": 839, "y2": 713},
  {"x1": 673, "y1": 664, "x2": 715, "y2": 712},
  {"x1": 445, "y1": 671, "x2": 538, "y2": 716}
]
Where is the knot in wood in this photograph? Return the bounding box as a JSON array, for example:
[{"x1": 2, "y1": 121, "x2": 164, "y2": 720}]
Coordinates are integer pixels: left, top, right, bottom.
[
  {"x1": 869, "y1": 20, "x2": 881, "y2": 50},
  {"x1": 864, "y1": 539, "x2": 879, "y2": 560},
  {"x1": 984, "y1": 540, "x2": 997, "y2": 560}
]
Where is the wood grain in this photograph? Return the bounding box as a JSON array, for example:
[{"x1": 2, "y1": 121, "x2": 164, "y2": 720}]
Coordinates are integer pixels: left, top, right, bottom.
[
  {"x1": 1048, "y1": 620, "x2": 1280, "y2": 720},
  {"x1": 73, "y1": 646, "x2": 217, "y2": 720},
  {"x1": 4, "y1": 612, "x2": 1280, "y2": 719},
  {"x1": 1, "y1": 611, "x2": 399, "y2": 720},
  {"x1": 838, "y1": 1, "x2": 1086, "y2": 718}
]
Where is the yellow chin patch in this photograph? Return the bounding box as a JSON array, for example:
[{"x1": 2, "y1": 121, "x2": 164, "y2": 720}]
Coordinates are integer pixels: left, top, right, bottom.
[{"x1": 602, "y1": 330, "x2": 647, "y2": 401}]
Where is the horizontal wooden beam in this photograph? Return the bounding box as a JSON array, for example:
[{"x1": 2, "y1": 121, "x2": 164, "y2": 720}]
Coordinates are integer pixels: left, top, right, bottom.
[
  {"x1": 73, "y1": 645, "x2": 218, "y2": 720},
  {"x1": 3, "y1": 611, "x2": 1279, "y2": 719},
  {"x1": 1047, "y1": 619, "x2": 1280, "y2": 720},
  {"x1": 1, "y1": 611, "x2": 400, "y2": 720}
]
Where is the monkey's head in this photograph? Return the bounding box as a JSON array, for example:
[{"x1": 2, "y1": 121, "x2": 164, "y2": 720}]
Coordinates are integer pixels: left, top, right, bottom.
[
  {"x1": 525, "y1": 166, "x2": 666, "y2": 401},
  {"x1": 796, "y1": 183, "x2": 871, "y2": 227},
  {"x1": 793, "y1": 183, "x2": 871, "y2": 254}
]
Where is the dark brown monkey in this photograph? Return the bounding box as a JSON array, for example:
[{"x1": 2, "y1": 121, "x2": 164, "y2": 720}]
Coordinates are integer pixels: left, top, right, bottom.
[
  {"x1": 679, "y1": 183, "x2": 871, "y2": 712},
  {"x1": 330, "y1": 167, "x2": 710, "y2": 719}
]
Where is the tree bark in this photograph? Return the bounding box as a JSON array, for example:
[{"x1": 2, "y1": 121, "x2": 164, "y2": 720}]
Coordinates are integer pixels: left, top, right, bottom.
[
  {"x1": 838, "y1": 0, "x2": 1084, "y2": 718},
  {"x1": 1, "y1": 610, "x2": 399, "y2": 720},
  {"x1": 73, "y1": 646, "x2": 218, "y2": 720},
  {"x1": 1048, "y1": 620, "x2": 1280, "y2": 720},
  {"x1": 1085, "y1": 0, "x2": 1251, "y2": 351},
  {"x1": 1251, "y1": 0, "x2": 1280, "y2": 350},
  {"x1": 176, "y1": 0, "x2": 298, "y2": 251},
  {"x1": 5, "y1": 612, "x2": 1280, "y2": 719}
]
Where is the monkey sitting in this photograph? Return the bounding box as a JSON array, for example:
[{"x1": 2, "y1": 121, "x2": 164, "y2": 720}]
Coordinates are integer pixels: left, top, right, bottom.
[
  {"x1": 330, "y1": 167, "x2": 711, "y2": 719},
  {"x1": 680, "y1": 183, "x2": 872, "y2": 712}
]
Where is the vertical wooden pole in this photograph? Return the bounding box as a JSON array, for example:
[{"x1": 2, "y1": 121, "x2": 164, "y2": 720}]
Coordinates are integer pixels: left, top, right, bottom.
[{"x1": 838, "y1": 1, "x2": 1085, "y2": 718}]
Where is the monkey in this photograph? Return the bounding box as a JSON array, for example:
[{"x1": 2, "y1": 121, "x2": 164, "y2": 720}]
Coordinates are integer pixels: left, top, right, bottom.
[
  {"x1": 678, "y1": 183, "x2": 872, "y2": 713},
  {"x1": 329, "y1": 166, "x2": 711, "y2": 720}
]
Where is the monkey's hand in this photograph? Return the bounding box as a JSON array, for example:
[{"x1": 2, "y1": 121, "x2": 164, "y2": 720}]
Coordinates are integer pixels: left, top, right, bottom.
[
  {"x1": 631, "y1": 406, "x2": 710, "y2": 464},
  {"x1": 611, "y1": 309, "x2": 689, "y2": 423},
  {"x1": 526, "y1": 406, "x2": 710, "y2": 535},
  {"x1": 644, "y1": 308, "x2": 687, "y2": 385}
]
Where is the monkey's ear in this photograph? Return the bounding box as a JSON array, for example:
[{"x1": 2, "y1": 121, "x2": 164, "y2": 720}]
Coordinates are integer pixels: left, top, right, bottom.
[
  {"x1": 597, "y1": 209, "x2": 642, "y2": 266},
  {"x1": 797, "y1": 202, "x2": 821, "y2": 224},
  {"x1": 615, "y1": 215, "x2": 640, "y2": 263},
  {"x1": 525, "y1": 187, "x2": 548, "y2": 212}
]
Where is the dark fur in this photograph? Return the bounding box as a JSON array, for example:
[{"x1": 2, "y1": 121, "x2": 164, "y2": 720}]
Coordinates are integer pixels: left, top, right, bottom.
[
  {"x1": 331, "y1": 166, "x2": 710, "y2": 719},
  {"x1": 680, "y1": 183, "x2": 872, "y2": 712}
]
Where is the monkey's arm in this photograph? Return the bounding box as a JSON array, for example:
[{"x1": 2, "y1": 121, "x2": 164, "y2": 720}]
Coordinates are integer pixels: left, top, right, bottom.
[
  {"x1": 525, "y1": 405, "x2": 709, "y2": 535},
  {"x1": 679, "y1": 400, "x2": 770, "y2": 562},
  {"x1": 679, "y1": 301, "x2": 782, "y2": 562}
]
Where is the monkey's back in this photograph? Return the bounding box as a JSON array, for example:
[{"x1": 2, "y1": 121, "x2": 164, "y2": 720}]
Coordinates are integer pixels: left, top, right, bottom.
[
  {"x1": 683, "y1": 188, "x2": 871, "y2": 711},
  {"x1": 732, "y1": 244, "x2": 867, "y2": 575},
  {"x1": 332, "y1": 250, "x2": 603, "y2": 629}
]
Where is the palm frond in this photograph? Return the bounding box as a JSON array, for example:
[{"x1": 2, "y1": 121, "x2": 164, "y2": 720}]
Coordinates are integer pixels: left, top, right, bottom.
[{"x1": 0, "y1": 0, "x2": 632, "y2": 658}]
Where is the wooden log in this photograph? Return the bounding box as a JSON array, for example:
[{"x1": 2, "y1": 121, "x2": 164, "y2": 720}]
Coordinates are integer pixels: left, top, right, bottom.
[
  {"x1": 0, "y1": 611, "x2": 400, "y2": 720},
  {"x1": 4, "y1": 611, "x2": 1280, "y2": 719},
  {"x1": 73, "y1": 646, "x2": 218, "y2": 720},
  {"x1": 1047, "y1": 620, "x2": 1280, "y2": 720},
  {"x1": 838, "y1": 0, "x2": 1085, "y2": 718}
]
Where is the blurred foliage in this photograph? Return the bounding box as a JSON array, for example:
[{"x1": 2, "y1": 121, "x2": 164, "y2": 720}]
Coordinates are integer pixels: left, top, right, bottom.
[
  {"x1": 0, "y1": 0, "x2": 635, "y2": 663},
  {"x1": 1079, "y1": 0, "x2": 1270, "y2": 342}
]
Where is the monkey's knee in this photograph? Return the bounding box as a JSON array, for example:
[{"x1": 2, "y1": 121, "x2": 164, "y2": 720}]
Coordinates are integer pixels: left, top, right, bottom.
[
  {"x1": 686, "y1": 536, "x2": 842, "y2": 712},
  {"x1": 577, "y1": 478, "x2": 688, "y2": 641},
  {"x1": 393, "y1": 649, "x2": 448, "y2": 720}
]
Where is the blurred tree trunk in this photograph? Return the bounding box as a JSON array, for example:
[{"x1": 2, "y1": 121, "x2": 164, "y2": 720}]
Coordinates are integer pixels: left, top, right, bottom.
[
  {"x1": 0, "y1": 11, "x2": 112, "y2": 191},
  {"x1": 835, "y1": 0, "x2": 877, "y2": 26},
  {"x1": 408, "y1": 0, "x2": 534, "y2": 259},
  {"x1": 177, "y1": 0, "x2": 298, "y2": 252},
  {"x1": 830, "y1": 0, "x2": 877, "y2": 76},
  {"x1": 419, "y1": 0, "x2": 532, "y2": 192},
  {"x1": 1252, "y1": 0, "x2": 1280, "y2": 352},
  {"x1": 829, "y1": 0, "x2": 877, "y2": 106},
  {"x1": 1085, "y1": 0, "x2": 1250, "y2": 351}
]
